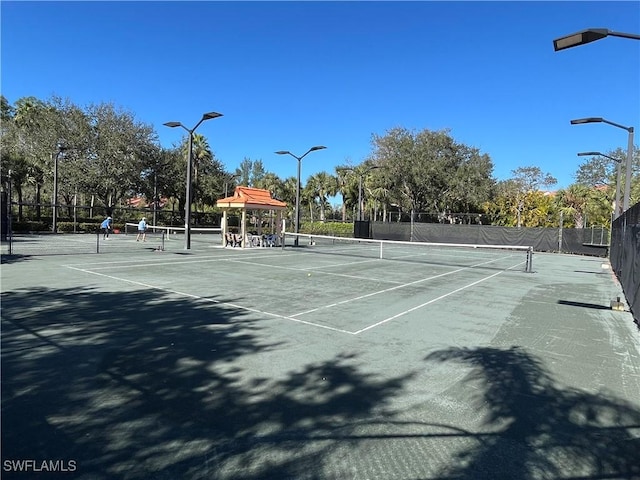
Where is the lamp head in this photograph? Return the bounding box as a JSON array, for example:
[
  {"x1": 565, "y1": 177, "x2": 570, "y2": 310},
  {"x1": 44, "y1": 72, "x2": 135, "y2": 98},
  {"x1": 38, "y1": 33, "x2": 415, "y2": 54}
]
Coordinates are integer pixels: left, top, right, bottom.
[
  {"x1": 577, "y1": 151, "x2": 602, "y2": 157},
  {"x1": 577, "y1": 151, "x2": 621, "y2": 163},
  {"x1": 275, "y1": 151, "x2": 291, "y2": 155},
  {"x1": 203, "y1": 112, "x2": 223, "y2": 120},
  {"x1": 553, "y1": 28, "x2": 609, "y2": 52},
  {"x1": 570, "y1": 117, "x2": 603, "y2": 125},
  {"x1": 163, "y1": 121, "x2": 182, "y2": 128},
  {"x1": 309, "y1": 146, "x2": 327, "y2": 152}
]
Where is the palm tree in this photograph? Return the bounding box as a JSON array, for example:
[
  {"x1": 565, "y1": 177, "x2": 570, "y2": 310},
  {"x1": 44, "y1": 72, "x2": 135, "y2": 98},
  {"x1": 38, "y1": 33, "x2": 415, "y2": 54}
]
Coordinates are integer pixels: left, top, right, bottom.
[
  {"x1": 251, "y1": 172, "x2": 283, "y2": 231},
  {"x1": 555, "y1": 184, "x2": 592, "y2": 228},
  {"x1": 281, "y1": 177, "x2": 297, "y2": 227},
  {"x1": 258, "y1": 172, "x2": 284, "y2": 199},
  {"x1": 180, "y1": 133, "x2": 212, "y2": 217},
  {"x1": 306, "y1": 172, "x2": 338, "y2": 222},
  {"x1": 182, "y1": 133, "x2": 212, "y2": 186},
  {"x1": 335, "y1": 165, "x2": 354, "y2": 222},
  {"x1": 369, "y1": 185, "x2": 391, "y2": 222}
]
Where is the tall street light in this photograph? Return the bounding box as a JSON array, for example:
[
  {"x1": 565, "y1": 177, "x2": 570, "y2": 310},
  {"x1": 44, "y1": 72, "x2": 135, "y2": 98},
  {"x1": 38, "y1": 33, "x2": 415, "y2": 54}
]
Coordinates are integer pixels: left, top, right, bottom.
[
  {"x1": 52, "y1": 142, "x2": 67, "y2": 233},
  {"x1": 164, "y1": 111, "x2": 223, "y2": 250},
  {"x1": 339, "y1": 165, "x2": 380, "y2": 221},
  {"x1": 224, "y1": 173, "x2": 240, "y2": 197},
  {"x1": 571, "y1": 117, "x2": 634, "y2": 213},
  {"x1": 577, "y1": 151, "x2": 623, "y2": 219},
  {"x1": 275, "y1": 146, "x2": 326, "y2": 245},
  {"x1": 553, "y1": 28, "x2": 640, "y2": 51}
]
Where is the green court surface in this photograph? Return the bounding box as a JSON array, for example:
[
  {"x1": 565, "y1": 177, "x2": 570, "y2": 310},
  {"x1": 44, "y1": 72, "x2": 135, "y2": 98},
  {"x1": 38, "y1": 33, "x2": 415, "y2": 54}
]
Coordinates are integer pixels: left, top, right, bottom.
[{"x1": 1, "y1": 239, "x2": 639, "y2": 479}]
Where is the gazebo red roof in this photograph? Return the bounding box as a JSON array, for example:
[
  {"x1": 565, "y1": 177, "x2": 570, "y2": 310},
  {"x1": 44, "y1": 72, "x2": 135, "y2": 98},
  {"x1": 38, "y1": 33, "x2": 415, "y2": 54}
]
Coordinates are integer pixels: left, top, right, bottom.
[{"x1": 216, "y1": 186, "x2": 287, "y2": 210}]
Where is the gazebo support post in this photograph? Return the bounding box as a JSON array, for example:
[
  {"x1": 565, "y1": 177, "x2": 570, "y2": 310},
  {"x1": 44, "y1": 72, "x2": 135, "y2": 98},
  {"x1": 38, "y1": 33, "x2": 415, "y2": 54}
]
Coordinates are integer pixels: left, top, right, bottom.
[
  {"x1": 221, "y1": 210, "x2": 228, "y2": 246},
  {"x1": 241, "y1": 210, "x2": 247, "y2": 249}
]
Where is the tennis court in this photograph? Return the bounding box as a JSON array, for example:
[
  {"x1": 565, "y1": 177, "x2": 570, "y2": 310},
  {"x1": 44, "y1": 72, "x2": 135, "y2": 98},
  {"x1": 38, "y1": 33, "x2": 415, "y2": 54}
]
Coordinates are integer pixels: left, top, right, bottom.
[{"x1": 2, "y1": 233, "x2": 639, "y2": 479}]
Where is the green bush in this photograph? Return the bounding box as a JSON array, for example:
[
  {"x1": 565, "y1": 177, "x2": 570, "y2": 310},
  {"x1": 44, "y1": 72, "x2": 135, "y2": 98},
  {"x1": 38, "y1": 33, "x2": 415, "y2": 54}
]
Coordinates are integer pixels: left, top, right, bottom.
[
  {"x1": 11, "y1": 221, "x2": 49, "y2": 233},
  {"x1": 54, "y1": 221, "x2": 127, "y2": 234},
  {"x1": 299, "y1": 222, "x2": 353, "y2": 237},
  {"x1": 57, "y1": 222, "x2": 105, "y2": 233}
]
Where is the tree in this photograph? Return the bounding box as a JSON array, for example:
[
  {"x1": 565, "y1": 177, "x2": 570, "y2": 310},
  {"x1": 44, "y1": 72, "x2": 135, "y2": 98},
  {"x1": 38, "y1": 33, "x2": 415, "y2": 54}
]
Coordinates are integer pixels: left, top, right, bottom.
[
  {"x1": 234, "y1": 158, "x2": 266, "y2": 187},
  {"x1": 281, "y1": 176, "x2": 298, "y2": 226},
  {"x1": 180, "y1": 133, "x2": 212, "y2": 186},
  {"x1": 447, "y1": 146, "x2": 496, "y2": 216},
  {"x1": 83, "y1": 101, "x2": 158, "y2": 212},
  {"x1": 483, "y1": 178, "x2": 557, "y2": 228},
  {"x1": 334, "y1": 164, "x2": 355, "y2": 221},
  {"x1": 257, "y1": 172, "x2": 285, "y2": 199},
  {"x1": 555, "y1": 184, "x2": 593, "y2": 228},
  {"x1": 12, "y1": 96, "x2": 53, "y2": 218},
  {"x1": 0, "y1": 95, "x2": 15, "y2": 121},
  {"x1": 370, "y1": 127, "x2": 496, "y2": 220},
  {"x1": 508, "y1": 166, "x2": 557, "y2": 228},
  {"x1": 576, "y1": 146, "x2": 640, "y2": 213},
  {"x1": 511, "y1": 166, "x2": 557, "y2": 193},
  {"x1": 306, "y1": 172, "x2": 337, "y2": 222},
  {"x1": 177, "y1": 132, "x2": 226, "y2": 218},
  {"x1": 10, "y1": 96, "x2": 92, "y2": 220}
]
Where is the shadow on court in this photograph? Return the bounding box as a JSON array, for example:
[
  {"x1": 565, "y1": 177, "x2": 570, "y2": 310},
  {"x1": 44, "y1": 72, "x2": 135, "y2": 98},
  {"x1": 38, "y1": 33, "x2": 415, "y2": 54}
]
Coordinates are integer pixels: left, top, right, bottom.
[
  {"x1": 1, "y1": 286, "x2": 409, "y2": 479},
  {"x1": 0, "y1": 254, "x2": 31, "y2": 265},
  {"x1": 4, "y1": 286, "x2": 639, "y2": 479},
  {"x1": 425, "y1": 346, "x2": 640, "y2": 479}
]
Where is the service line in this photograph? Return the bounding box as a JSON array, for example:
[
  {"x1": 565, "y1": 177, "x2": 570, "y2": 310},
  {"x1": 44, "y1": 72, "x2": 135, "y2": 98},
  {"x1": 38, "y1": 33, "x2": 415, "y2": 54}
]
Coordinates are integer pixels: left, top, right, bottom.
[
  {"x1": 353, "y1": 262, "x2": 524, "y2": 334},
  {"x1": 64, "y1": 265, "x2": 357, "y2": 335}
]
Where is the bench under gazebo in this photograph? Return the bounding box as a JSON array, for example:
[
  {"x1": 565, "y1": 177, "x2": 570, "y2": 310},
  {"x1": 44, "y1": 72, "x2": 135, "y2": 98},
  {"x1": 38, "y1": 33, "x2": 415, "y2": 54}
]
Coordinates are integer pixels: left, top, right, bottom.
[{"x1": 216, "y1": 186, "x2": 288, "y2": 248}]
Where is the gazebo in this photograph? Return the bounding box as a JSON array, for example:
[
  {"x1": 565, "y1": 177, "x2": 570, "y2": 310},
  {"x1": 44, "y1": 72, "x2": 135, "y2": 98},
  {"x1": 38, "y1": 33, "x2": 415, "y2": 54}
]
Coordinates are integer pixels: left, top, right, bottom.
[{"x1": 216, "y1": 186, "x2": 288, "y2": 248}]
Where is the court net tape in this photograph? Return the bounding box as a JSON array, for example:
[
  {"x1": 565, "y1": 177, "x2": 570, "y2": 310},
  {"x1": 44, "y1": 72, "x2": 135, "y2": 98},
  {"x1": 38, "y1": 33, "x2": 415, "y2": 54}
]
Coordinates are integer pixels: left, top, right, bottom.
[{"x1": 282, "y1": 232, "x2": 534, "y2": 272}]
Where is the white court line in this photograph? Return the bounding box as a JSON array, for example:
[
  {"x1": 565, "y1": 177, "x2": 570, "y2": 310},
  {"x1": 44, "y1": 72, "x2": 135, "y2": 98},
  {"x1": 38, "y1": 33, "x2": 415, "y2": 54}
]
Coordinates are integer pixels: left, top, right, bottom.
[
  {"x1": 290, "y1": 255, "x2": 519, "y2": 317},
  {"x1": 228, "y1": 258, "x2": 405, "y2": 285},
  {"x1": 65, "y1": 250, "x2": 525, "y2": 336},
  {"x1": 63, "y1": 251, "x2": 294, "y2": 269},
  {"x1": 353, "y1": 262, "x2": 524, "y2": 334},
  {"x1": 66, "y1": 250, "x2": 406, "y2": 285},
  {"x1": 64, "y1": 265, "x2": 357, "y2": 335}
]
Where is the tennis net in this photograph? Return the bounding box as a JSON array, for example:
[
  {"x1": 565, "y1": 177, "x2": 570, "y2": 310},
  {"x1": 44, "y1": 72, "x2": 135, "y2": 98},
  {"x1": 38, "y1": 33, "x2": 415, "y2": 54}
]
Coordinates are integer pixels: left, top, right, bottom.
[
  {"x1": 282, "y1": 232, "x2": 534, "y2": 272},
  {"x1": 124, "y1": 223, "x2": 222, "y2": 247},
  {"x1": 2, "y1": 231, "x2": 167, "y2": 256}
]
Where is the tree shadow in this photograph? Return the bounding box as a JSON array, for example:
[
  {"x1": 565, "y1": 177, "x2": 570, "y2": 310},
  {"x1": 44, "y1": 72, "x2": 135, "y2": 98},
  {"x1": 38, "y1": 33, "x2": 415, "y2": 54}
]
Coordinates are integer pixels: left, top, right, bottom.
[
  {"x1": 425, "y1": 346, "x2": 640, "y2": 480},
  {"x1": 0, "y1": 253, "x2": 31, "y2": 264},
  {"x1": 1, "y1": 286, "x2": 410, "y2": 479}
]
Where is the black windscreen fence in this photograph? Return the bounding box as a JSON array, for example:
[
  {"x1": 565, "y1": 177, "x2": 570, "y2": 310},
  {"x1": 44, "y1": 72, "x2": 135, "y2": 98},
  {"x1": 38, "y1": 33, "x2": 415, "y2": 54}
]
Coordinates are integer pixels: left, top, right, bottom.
[
  {"x1": 372, "y1": 222, "x2": 609, "y2": 256},
  {"x1": 610, "y1": 202, "x2": 640, "y2": 327},
  {"x1": 372, "y1": 217, "x2": 638, "y2": 327}
]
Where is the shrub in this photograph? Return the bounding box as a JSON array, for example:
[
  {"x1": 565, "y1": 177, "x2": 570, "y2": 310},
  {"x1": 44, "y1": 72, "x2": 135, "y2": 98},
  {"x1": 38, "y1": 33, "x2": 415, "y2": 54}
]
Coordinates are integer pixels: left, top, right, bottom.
[
  {"x1": 11, "y1": 221, "x2": 49, "y2": 233},
  {"x1": 57, "y1": 222, "x2": 105, "y2": 233},
  {"x1": 299, "y1": 222, "x2": 353, "y2": 237}
]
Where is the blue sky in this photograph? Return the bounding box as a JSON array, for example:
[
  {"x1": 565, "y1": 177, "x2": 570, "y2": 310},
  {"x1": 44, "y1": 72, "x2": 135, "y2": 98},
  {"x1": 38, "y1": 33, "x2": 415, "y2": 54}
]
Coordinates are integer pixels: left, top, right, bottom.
[{"x1": 2, "y1": 1, "x2": 639, "y2": 196}]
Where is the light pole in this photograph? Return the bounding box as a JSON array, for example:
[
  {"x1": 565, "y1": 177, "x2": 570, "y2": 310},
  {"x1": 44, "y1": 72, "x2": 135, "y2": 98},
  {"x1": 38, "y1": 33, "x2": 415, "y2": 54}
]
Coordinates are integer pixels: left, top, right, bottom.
[
  {"x1": 339, "y1": 165, "x2": 380, "y2": 221},
  {"x1": 52, "y1": 143, "x2": 67, "y2": 233},
  {"x1": 553, "y1": 28, "x2": 640, "y2": 51},
  {"x1": 224, "y1": 173, "x2": 240, "y2": 197},
  {"x1": 571, "y1": 117, "x2": 634, "y2": 213},
  {"x1": 275, "y1": 146, "x2": 326, "y2": 245},
  {"x1": 577, "y1": 151, "x2": 623, "y2": 219},
  {"x1": 164, "y1": 111, "x2": 223, "y2": 249}
]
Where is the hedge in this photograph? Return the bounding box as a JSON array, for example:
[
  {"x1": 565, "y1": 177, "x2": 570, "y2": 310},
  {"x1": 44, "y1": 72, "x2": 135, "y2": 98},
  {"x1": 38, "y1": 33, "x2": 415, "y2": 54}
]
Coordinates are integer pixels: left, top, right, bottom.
[{"x1": 299, "y1": 222, "x2": 353, "y2": 237}]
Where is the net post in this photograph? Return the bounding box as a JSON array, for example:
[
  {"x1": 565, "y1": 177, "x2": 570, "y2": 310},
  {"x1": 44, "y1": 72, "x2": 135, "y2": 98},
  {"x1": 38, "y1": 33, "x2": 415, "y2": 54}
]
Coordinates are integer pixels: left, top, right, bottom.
[
  {"x1": 379, "y1": 240, "x2": 383, "y2": 259},
  {"x1": 96, "y1": 232, "x2": 100, "y2": 253},
  {"x1": 162, "y1": 231, "x2": 165, "y2": 251},
  {"x1": 526, "y1": 247, "x2": 533, "y2": 273}
]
